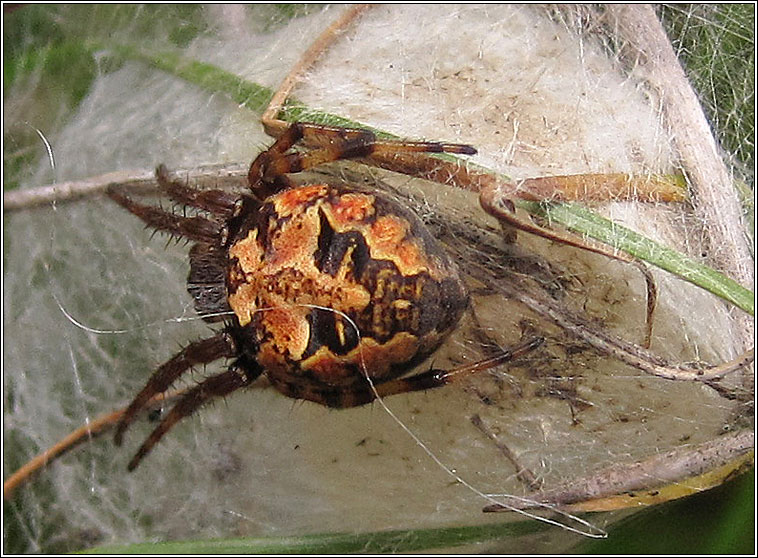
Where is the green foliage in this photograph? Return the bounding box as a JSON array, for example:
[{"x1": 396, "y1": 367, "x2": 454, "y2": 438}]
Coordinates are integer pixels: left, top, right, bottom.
[
  {"x1": 660, "y1": 4, "x2": 755, "y2": 179},
  {"x1": 4, "y1": 8, "x2": 96, "y2": 191},
  {"x1": 2, "y1": 5, "x2": 213, "y2": 192},
  {"x1": 573, "y1": 468, "x2": 755, "y2": 554},
  {"x1": 81, "y1": 518, "x2": 548, "y2": 554},
  {"x1": 252, "y1": 4, "x2": 318, "y2": 32}
]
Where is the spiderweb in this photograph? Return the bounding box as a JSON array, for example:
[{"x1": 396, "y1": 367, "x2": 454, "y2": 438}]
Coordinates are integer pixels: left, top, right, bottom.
[{"x1": 3, "y1": 5, "x2": 753, "y2": 553}]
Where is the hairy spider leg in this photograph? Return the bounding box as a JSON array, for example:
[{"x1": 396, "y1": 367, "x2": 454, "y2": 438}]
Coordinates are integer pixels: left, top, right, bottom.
[
  {"x1": 155, "y1": 164, "x2": 240, "y2": 217},
  {"x1": 127, "y1": 365, "x2": 261, "y2": 471},
  {"x1": 369, "y1": 336, "x2": 544, "y2": 402},
  {"x1": 292, "y1": 122, "x2": 478, "y2": 155},
  {"x1": 248, "y1": 122, "x2": 477, "y2": 198},
  {"x1": 272, "y1": 337, "x2": 544, "y2": 408},
  {"x1": 254, "y1": 121, "x2": 475, "y2": 160},
  {"x1": 114, "y1": 332, "x2": 237, "y2": 446},
  {"x1": 107, "y1": 187, "x2": 222, "y2": 244},
  {"x1": 123, "y1": 338, "x2": 541, "y2": 470}
]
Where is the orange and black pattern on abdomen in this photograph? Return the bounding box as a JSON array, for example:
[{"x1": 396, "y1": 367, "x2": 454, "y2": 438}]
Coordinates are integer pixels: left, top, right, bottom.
[
  {"x1": 304, "y1": 214, "x2": 467, "y2": 359},
  {"x1": 224, "y1": 184, "x2": 469, "y2": 388}
]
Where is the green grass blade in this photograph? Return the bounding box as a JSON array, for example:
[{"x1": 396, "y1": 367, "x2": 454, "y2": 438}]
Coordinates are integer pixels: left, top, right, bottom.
[
  {"x1": 101, "y1": 44, "x2": 274, "y2": 113},
  {"x1": 78, "y1": 519, "x2": 548, "y2": 554},
  {"x1": 522, "y1": 201, "x2": 754, "y2": 315}
]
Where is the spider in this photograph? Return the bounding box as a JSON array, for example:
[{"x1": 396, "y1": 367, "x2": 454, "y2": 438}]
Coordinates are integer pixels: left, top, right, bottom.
[{"x1": 108, "y1": 122, "x2": 544, "y2": 471}]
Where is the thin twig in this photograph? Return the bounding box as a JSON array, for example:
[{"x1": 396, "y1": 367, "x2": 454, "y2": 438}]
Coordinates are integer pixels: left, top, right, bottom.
[
  {"x1": 492, "y1": 271, "x2": 753, "y2": 383},
  {"x1": 482, "y1": 428, "x2": 754, "y2": 512},
  {"x1": 3, "y1": 163, "x2": 248, "y2": 212},
  {"x1": 261, "y1": 4, "x2": 373, "y2": 137},
  {"x1": 470, "y1": 414, "x2": 542, "y2": 491},
  {"x1": 3, "y1": 388, "x2": 189, "y2": 499}
]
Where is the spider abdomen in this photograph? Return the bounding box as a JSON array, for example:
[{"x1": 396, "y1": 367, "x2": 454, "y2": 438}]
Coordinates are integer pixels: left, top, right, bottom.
[{"x1": 223, "y1": 183, "x2": 469, "y2": 396}]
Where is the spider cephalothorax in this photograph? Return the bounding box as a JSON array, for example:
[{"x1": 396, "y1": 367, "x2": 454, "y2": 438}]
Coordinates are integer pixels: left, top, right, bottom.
[{"x1": 108, "y1": 122, "x2": 541, "y2": 470}]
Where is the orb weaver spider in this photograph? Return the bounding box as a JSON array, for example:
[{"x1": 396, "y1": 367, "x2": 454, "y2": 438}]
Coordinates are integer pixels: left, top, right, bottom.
[{"x1": 108, "y1": 122, "x2": 544, "y2": 471}]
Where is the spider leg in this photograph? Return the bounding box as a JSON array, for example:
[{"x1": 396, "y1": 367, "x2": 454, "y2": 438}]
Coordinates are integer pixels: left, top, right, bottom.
[
  {"x1": 115, "y1": 332, "x2": 237, "y2": 446},
  {"x1": 371, "y1": 336, "x2": 544, "y2": 401},
  {"x1": 273, "y1": 336, "x2": 543, "y2": 408},
  {"x1": 479, "y1": 186, "x2": 660, "y2": 348},
  {"x1": 107, "y1": 186, "x2": 222, "y2": 243},
  {"x1": 248, "y1": 122, "x2": 476, "y2": 198},
  {"x1": 292, "y1": 122, "x2": 477, "y2": 155},
  {"x1": 155, "y1": 164, "x2": 240, "y2": 218},
  {"x1": 127, "y1": 365, "x2": 260, "y2": 471}
]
